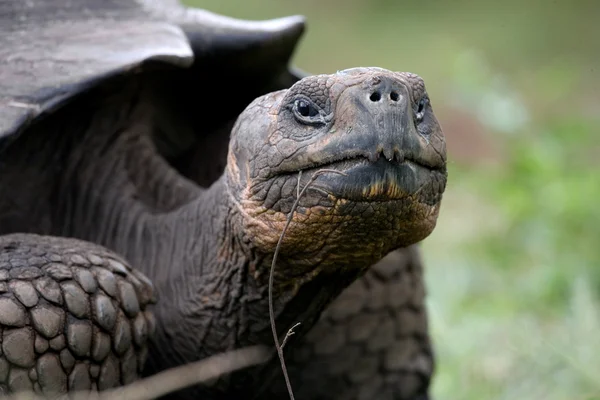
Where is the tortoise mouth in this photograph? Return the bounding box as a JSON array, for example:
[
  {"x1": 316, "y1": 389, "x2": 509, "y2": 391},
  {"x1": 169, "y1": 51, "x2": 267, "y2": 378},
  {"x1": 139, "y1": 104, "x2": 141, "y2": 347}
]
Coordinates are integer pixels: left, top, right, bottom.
[{"x1": 296, "y1": 155, "x2": 446, "y2": 202}]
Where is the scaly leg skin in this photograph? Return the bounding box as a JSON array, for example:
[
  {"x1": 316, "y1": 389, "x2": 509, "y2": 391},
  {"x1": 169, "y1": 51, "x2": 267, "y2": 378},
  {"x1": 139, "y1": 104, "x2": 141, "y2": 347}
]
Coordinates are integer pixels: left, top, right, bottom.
[
  {"x1": 0, "y1": 233, "x2": 156, "y2": 397},
  {"x1": 268, "y1": 246, "x2": 433, "y2": 400}
]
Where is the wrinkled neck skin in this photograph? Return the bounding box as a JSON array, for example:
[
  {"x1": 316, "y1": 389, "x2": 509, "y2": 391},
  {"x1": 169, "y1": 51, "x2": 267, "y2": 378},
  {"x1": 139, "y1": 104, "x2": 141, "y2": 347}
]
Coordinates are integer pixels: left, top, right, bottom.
[
  {"x1": 137, "y1": 178, "x2": 364, "y2": 394},
  {"x1": 136, "y1": 179, "x2": 253, "y2": 370}
]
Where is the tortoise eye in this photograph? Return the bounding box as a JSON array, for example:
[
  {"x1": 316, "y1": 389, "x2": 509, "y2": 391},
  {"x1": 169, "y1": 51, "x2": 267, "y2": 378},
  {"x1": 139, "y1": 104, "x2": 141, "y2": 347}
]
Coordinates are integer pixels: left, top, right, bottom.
[
  {"x1": 295, "y1": 99, "x2": 319, "y2": 118},
  {"x1": 415, "y1": 96, "x2": 429, "y2": 122},
  {"x1": 292, "y1": 98, "x2": 325, "y2": 126}
]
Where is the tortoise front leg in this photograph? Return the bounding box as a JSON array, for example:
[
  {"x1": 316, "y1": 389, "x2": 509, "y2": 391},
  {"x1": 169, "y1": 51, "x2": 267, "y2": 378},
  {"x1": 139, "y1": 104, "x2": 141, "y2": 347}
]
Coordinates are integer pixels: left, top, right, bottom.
[
  {"x1": 268, "y1": 246, "x2": 433, "y2": 400},
  {"x1": 0, "y1": 234, "x2": 156, "y2": 397}
]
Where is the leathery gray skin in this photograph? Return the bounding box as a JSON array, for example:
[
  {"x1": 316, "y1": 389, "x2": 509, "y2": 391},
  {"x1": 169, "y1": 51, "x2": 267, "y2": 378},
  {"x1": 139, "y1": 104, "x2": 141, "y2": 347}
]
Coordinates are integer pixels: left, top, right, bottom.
[{"x1": 0, "y1": 67, "x2": 446, "y2": 399}]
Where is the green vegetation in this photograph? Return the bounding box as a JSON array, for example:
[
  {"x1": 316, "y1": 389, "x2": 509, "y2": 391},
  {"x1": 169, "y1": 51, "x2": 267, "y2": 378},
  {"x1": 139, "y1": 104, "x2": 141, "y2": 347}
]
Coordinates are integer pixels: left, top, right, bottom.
[
  {"x1": 427, "y1": 118, "x2": 600, "y2": 400},
  {"x1": 187, "y1": 0, "x2": 600, "y2": 398}
]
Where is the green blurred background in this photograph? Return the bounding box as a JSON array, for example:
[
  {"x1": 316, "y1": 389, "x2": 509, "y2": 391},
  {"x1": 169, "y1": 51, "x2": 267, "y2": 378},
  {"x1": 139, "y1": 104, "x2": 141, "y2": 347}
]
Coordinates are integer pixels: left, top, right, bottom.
[{"x1": 189, "y1": 1, "x2": 599, "y2": 398}]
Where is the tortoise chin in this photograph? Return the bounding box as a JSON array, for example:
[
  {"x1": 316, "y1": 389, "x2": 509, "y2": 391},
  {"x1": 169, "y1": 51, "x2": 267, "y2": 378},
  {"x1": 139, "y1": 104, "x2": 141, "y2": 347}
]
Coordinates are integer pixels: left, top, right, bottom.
[{"x1": 235, "y1": 161, "x2": 444, "y2": 265}]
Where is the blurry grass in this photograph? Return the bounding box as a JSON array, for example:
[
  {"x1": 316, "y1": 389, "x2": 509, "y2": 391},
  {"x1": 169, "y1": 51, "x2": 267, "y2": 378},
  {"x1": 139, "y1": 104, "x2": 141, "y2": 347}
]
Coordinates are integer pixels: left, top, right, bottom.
[
  {"x1": 424, "y1": 116, "x2": 600, "y2": 399},
  {"x1": 187, "y1": 0, "x2": 600, "y2": 398}
]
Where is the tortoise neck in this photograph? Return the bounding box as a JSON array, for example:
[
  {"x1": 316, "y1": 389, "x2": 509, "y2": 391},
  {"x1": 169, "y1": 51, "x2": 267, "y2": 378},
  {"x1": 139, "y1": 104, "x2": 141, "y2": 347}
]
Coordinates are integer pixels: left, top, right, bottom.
[
  {"x1": 139, "y1": 177, "x2": 363, "y2": 397},
  {"x1": 134, "y1": 179, "x2": 228, "y2": 289},
  {"x1": 137, "y1": 177, "x2": 269, "y2": 380}
]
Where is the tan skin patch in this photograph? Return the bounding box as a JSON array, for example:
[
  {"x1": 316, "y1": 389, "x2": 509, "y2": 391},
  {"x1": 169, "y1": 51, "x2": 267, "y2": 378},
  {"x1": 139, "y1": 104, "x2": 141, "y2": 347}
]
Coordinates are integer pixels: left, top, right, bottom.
[{"x1": 237, "y1": 192, "x2": 440, "y2": 266}]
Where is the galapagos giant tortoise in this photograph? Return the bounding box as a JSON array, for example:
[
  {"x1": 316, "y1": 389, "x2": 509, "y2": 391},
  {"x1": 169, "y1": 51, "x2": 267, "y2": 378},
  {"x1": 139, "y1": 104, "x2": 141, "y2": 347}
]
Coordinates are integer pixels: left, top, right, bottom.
[{"x1": 0, "y1": 0, "x2": 447, "y2": 398}]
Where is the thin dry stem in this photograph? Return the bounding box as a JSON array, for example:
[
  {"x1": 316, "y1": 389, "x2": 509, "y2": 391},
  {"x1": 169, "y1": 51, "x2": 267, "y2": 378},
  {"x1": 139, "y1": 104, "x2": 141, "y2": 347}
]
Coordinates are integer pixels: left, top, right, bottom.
[
  {"x1": 281, "y1": 322, "x2": 302, "y2": 350},
  {"x1": 268, "y1": 168, "x2": 347, "y2": 400}
]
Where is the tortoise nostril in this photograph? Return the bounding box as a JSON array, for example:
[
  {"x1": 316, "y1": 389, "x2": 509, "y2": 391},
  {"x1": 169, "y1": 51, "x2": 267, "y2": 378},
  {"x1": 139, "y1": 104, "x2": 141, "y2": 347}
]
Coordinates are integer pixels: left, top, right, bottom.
[
  {"x1": 369, "y1": 92, "x2": 381, "y2": 102},
  {"x1": 390, "y1": 91, "x2": 399, "y2": 101}
]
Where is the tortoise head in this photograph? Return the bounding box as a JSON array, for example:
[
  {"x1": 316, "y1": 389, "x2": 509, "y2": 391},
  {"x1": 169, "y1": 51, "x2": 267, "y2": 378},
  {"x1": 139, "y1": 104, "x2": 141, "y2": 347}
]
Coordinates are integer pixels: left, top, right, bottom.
[{"x1": 226, "y1": 67, "x2": 447, "y2": 269}]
